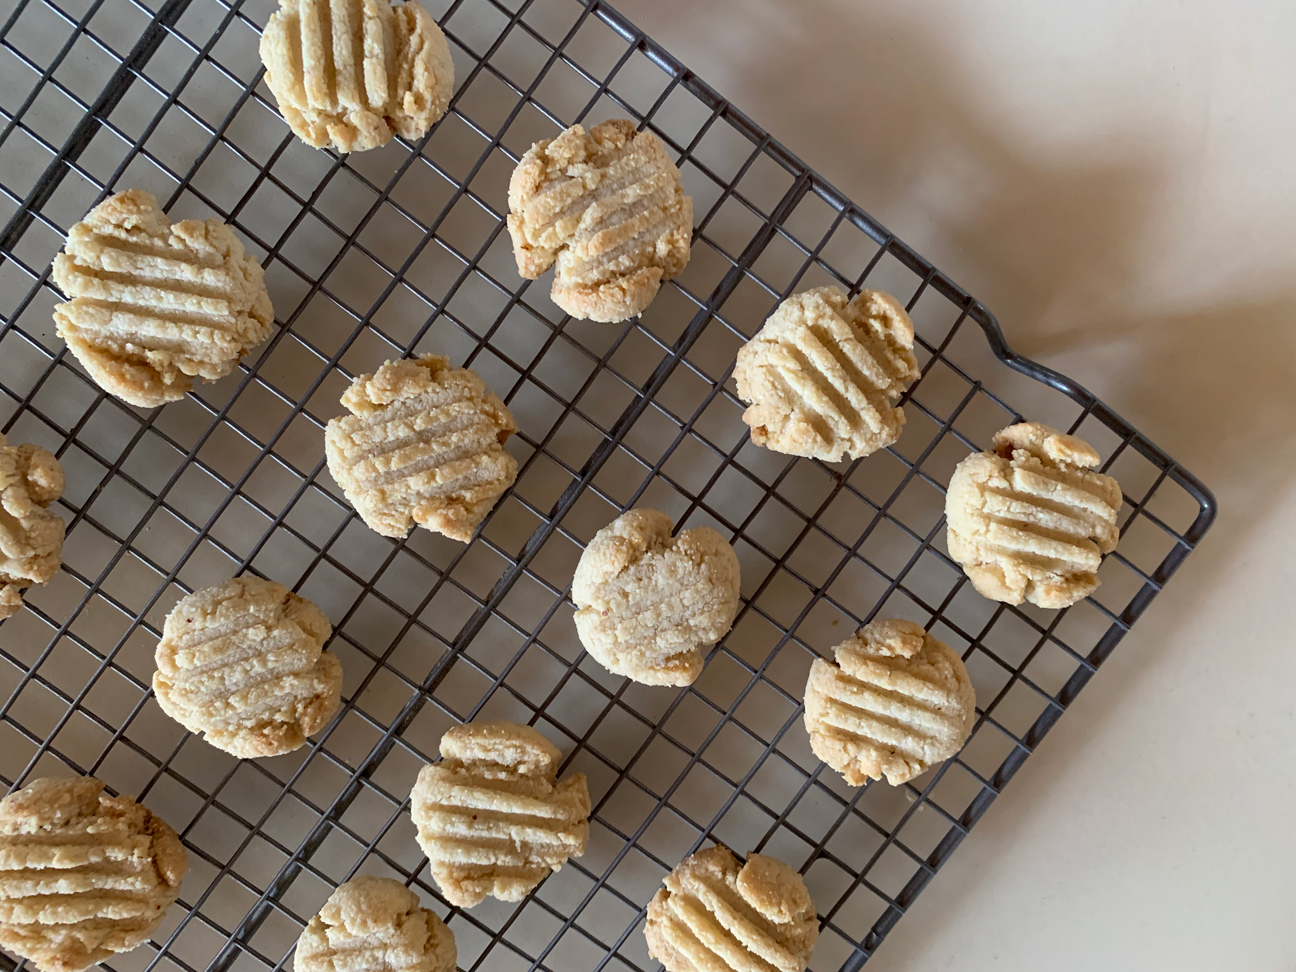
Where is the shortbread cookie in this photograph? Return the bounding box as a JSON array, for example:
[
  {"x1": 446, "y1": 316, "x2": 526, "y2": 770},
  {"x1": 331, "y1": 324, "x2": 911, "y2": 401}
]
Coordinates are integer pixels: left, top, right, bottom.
[
  {"x1": 260, "y1": 0, "x2": 454, "y2": 153},
  {"x1": 52, "y1": 189, "x2": 274, "y2": 408},
  {"x1": 572, "y1": 509, "x2": 741, "y2": 687},
  {"x1": 296, "y1": 877, "x2": 455, "y2": 972},
  {"x1": 325, "y1": 355, "x2": 518, "y2": 542},
  {"x1": 0, "y1": 436, "x2": 65, "y2": 621},
  {"x1": 152, "y1": 576, "x2": 342, "y2": 758},
  {"x1": 0, "y1": 777, "x2": 187, "y2": 972},
  {"x1": 410, "y1": 720, "x2": 590, "y2": 907},
  {"x1": 507, "y1": 119, "x2": 692, "y2": 322},
  {"x1": 733, "y1": 286, "x2": 921, "y2": 462},
  {"x1": 645, "y1": 846, "x2": 818, "y2": 972},
  {"x1": 946, "y1": 422, "x2": 1122, "y2": 609},
  {"x1": 804, "y1": 619, "x2": 975, "y2": 787}
]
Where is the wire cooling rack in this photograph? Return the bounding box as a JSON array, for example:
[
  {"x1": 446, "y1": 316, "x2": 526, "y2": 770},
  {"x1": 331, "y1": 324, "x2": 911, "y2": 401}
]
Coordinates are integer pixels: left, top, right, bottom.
[{"x1": 0, "y1": 0, "x2": 1216, "y2": 969}]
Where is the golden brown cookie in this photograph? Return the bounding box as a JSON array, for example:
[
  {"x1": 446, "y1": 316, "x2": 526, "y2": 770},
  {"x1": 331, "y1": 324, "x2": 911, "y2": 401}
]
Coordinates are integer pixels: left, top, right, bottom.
[
  {"x1": 152, "y1": 576, "x2": 342, "y2": 758},
  {"x1": 507, "y1": 119, "x2": 692, "y2": 322},
  {"x1": 0, "y1": 436, "x2": 65, "y2": 621},
  {"x1": 733, "y1": 286, "x2": 920, "y2": 462},
  {"x1": 0, "y1": 776, "x2": 187, "y2": 972},
  {"x1": 295, "y1": 876, "x2": 455, "y2": 972},
  {"x1": 945, "y1": 422, "x2": 1122, "y2": 608},
  {"x1": 803, "y1": 619, "x2": 975, "y2": 787},
  {"x1": 259, "y1": 0, "x2": 454, "y2": 153},
  {"x1": 324, "y1": 354, "x2": 518, "y2": 542},
  {"x1": 410, "y1": 720, "x2": 590, "y2": 907},
  {"x1": 571, "y1": 509, "x2": 741, "y2": 687},
  {"x1": 645, "y1": 846, "x2": 818, "y2": 972},
  {"x1": 51, "y1": 189, "x2": 274, "y2": 407}
]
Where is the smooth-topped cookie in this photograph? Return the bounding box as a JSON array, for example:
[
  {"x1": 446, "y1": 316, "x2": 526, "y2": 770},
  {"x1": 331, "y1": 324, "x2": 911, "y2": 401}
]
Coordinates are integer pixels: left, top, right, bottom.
[
  {"x1": 153, "y1": 576, "x2": 342, "y2": 758},
  {"x1": 645, "y1": 846, "x2": 818, "y2": 972},
  {"x1": 804, "y1": 619, "x2": 975, "y2": 787},
  {"x1": 733, "y1": 286, "x2": 920, "y2": 462},
  {"x1": 946, "y1": 422, "x2": 1122, "y2": 608},
  {"x1": 295, "y1": 876, "x2": 455, "y2": 972},
  {"x1": 325, "y1": 355, "x2": 518, "y2": 542},
  {"x1": 507, "y1": 119, "x2": 692, "y2": 322},
  {"x1": 0, "y1": 777, "x2": 187, "y2": 972},
  {"x1": 0, "y1": 436, "x2": 65, "y2": 621},
  {"x1": 52, "y1": 189, "x2": 273, "y2": 408},
  {"x1": 260, "y1": 0, "x2": 454, "y2": 153},
  {"x1": 572, "y1": 509, "x2": 741, "y2": 687},
  {"x1": 410, "y1": 720, "x2": 590, "y2": 907}
]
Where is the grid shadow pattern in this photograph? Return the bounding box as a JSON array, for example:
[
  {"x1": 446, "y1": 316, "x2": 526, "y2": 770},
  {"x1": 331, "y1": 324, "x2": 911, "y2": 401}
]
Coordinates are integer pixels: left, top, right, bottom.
[{"x1": 0, "y1": 0, "x2": 1217, "y2": 971}]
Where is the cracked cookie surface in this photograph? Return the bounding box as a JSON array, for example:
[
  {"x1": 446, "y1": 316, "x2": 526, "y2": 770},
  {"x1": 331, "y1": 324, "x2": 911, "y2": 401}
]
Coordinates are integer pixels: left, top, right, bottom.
[
  {"x1": 296, "y1": 876, "x2": 455, "y2": 972},
  {"x1": 0, "y1": 435, "x2": 65, "y2": 621}
]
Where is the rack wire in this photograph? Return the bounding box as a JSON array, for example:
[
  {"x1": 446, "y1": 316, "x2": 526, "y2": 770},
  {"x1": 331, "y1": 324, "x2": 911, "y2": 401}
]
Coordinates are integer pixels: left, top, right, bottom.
[{"x1": 0, "y1": 0, "x2": 1216, "y2": 969}]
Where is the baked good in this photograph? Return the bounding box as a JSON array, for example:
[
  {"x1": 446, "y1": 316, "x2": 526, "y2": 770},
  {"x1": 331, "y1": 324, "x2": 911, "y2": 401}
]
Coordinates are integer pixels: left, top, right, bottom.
[
  {"x1": 0, "y1": 436, "x2": 65, "y2": 621},
  {"x1": 645, "y1": 846, "x2": 817, "y2": 972},
  {"x1": 507, "y1": 119, "x2": 692, "y2": 322},
  {"x1": 324, "y1": 354, "x2": 518, "y2": 542},
  {"x1": 733, "y1": 286, "x2": 920, "y2": 462},
  {"x1": 0, "y1": 776, "x2": 187, "y2": 972},
  {"x1": 295, "y1": 876, "x2": 455, "y2": 972},
  {"x1": 803, "y1": 619, "x2": 975, "y2": 787},
  {"x1": 51, "y1": 189, "x2": 274, "y2": 408},
  {"x1": 571, "y1": 509, "x2": 740, "y2": 687},
  {"x1": 259, "y1": 0, "x2": 454, "y2": 153},
  {"x1": 945, "y1": 422, "x2": 1122, "y2": 608},
  {"x1": 409, "y1": 720, "x2": 590, "y2": 907},
  {"x1": 152, "y1": 576, "x2": 342, "y2": 758}
]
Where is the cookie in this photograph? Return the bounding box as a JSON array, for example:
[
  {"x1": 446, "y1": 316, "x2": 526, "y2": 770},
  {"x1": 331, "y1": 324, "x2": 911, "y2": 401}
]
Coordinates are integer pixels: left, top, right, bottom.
[
  {"x1": 260, "y1": 0, "x2": 454, "y2": 153},
  {"x1": 325, "y1": 355, "x2": 518, "y2": 542},
  {"x1": 410, "y1": 720, "x2": 590, "y2": 907},
  {"x1": 51, "y1": 189, "x2": 274, "y2": 408},
  {"x1": 507, "y1": 119, "x2": 692, "y2": 322},
  {"x1": 645, "y1": 846, "x2": 818, "y2": 972},
  {"x1": 0, "y1": 436, "x2": 65, "y2": 621},
  {"x1": 803, "y1": 619, "x2": 975, "y2": 787},
  {"x1": 152, "y1": 576, "x2": 342, "y2": 758},
  {"x1": 295, "y1": 876, "x2": 455, "y2": 972},
  {"x1": 945, "y1": 422, "x2": 1122, "y2": 608},
  {"x1": 0, "y1": 776, "x2": 187, "y2": 972},
  {"x1": 733, "y1": 286, "x2": 920, "y2": 462}
]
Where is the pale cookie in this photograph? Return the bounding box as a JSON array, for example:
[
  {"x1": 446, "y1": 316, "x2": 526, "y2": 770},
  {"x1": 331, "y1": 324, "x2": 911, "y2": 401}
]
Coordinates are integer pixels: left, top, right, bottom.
[
  {"x1": 733, "y1": 286, "x2": 921, "y2": 462},
  {"x1": 946, "y1": 422, "x2": 1122, "y2": 609},
  {"x1": 410, "y1": 720, "x2": 590, "y2": 907},
  {"x1": 0, "y1": 776, "x2": 187, "y2": 972},
  {"x1": 52, "y1": 189, "x2": 274, "y2": 408},
  {"x1": 572, "y1": 509, "x2": 741, "y2": 687},
  {"x1": 325, "y1": 354, "x2": 518, "y2": 542},
  {"x1": 803, "y1": 619, "x2": 975, "y2": 787},
  {"x1": 645, "y1": 846, "x2": 818, "y2": 972},
  {"x1": 153, "y1": 576, "x2": 342, "y2": 758},
  {"x1": 260, "y1": 0, "x2": 454, "y2": 153},
  {"x1": 507, "y1": 119, "x2": 692, "y2": 322},
  {"x1": 0, "y1": 436, "x2": 65, "y2": 621},
  {"x1": 295, "y1": 877, "x2": 455, "y2": 972}
]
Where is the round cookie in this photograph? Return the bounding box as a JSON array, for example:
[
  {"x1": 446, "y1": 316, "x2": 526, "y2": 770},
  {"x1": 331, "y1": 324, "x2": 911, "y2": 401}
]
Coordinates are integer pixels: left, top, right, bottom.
[
  {"x1": 0, "y1": 777, "x2": 187, "y2": 972},
  {"x1": 325, "y1": 355, "x2": 518, "y2": 543},
  {"x1": 507, "y1": 119, "x2": 693, "y2": 322},
  {"x1": 0, "y1": 435, "x2": 65, "y2": 621},
  {"x1": 645, "y1": 846, "x2": 818, "y2": 972},
  {"x1": 52, "y1": 189, "x2": 273, "y2": 408},
  {"x1": 733, "y1": 286, "x2": 920, "y2": 462},
  {"x1": 409, "y1": 720, "x2": 590, "y2": 907},
  {"x1": 945, "y1": 422, "x2": 1122, "y2": 608},
  {"x1": 152, "y1": 576, "x2": 342, "y2": 758},
  {"x1": 295, "y1": 876, "x2": 455, "y2": 972},
  {"x1": 260, "y1": 0, "x2": 454, "y2": 153},
  {"x1": 572, "y1": 509, "x2": 741, "y2": 687}
]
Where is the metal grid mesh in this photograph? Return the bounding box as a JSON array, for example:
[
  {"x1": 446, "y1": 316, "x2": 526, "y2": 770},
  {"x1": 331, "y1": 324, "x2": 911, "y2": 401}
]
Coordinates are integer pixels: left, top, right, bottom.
[{"x1": 0, "y1": 0, "x2": 1216, "y2": 970}]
